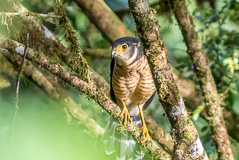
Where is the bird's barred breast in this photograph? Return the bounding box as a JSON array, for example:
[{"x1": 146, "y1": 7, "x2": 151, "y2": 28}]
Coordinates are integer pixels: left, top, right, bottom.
[
  {"x1": 112, "y1": 67, "x2": 139, "y2": 101},
  {"x1": 135, "y1": 63, "x2": 156, "y2": 103},
  {"x1": 112, "y1": 56, "x2": 155, "y2": 104}
]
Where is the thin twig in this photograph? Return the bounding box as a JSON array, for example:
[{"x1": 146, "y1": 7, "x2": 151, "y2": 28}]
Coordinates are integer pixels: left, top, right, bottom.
[
  {"x1": 222, "y1": 83, "x2": 235, "y2": 97},
  {"x1": 12, "y1": 33, "x2": 29, "y2": 128}
]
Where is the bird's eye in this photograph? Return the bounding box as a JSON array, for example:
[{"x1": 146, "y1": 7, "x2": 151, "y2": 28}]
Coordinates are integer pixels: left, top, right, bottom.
[{"x1": 122, "y1": 44, "x2": 128, "y2": 50}]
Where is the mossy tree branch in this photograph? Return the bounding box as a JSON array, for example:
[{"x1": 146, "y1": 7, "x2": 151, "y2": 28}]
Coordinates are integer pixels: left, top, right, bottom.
[
  {"x1": 54, "y1": 0, "x2": 92, "y2": 82},
  {"x1": 169, "y1": 0, "x2": 234, "y2": 159},
  {"x1": 0, "y1": 12, "x2": 61, "y2": 18},
  {"x1": 0, "y1": 36, "x2": 171, "y2": 159},
  {"x1": 128, "y1": 0, "x2": 208, "y2": 159}
]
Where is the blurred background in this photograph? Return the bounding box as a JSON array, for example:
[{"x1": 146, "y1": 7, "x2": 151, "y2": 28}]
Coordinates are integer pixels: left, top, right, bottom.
[{"x1": 0, "y1": 0, "x2": 239, "y2": 159}]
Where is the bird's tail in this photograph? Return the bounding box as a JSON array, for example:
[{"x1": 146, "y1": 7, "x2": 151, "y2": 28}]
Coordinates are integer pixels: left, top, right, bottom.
[{"x1": 103, "y1": 116, "x2": 145, "y2": 160}]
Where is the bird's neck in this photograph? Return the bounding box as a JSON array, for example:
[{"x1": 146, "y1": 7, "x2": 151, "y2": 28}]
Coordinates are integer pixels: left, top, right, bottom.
[{"x1": 116, "y1": 55, "x2": 147, "y2": 72}]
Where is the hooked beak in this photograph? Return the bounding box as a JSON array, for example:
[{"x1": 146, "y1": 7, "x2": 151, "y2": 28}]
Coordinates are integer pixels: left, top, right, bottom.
[{"x1": 112, "y1": 47, "x2": 122, "y2": 57}]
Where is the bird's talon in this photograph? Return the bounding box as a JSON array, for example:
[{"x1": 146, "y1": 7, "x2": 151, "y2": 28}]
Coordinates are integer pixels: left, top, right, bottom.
[
  {"x1": 120, "y1": 102, "x2": 130, "y2": 126},
  {"x1": 141, "y1": 125, "x2": 151, "y2": 143}
]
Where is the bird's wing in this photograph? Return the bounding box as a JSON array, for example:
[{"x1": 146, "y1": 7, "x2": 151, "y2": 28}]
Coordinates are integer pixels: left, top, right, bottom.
[
  {"x1": 110, "y1": 58, "x2": 117, "y2": 103},
  {"x1": 143, "y1": 92, "x2": 155, "y2": 111}
]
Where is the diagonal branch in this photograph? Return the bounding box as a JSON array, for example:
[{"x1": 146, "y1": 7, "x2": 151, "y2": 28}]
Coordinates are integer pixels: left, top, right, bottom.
[
  {"x1": 128, "y1": 0, "x2": 208, "y2": 159},
  {"x1": 3, "y1": 50, "x2": 105, "y2": 137},
  {"x1": 169, "y1": 0, "x2": 234, "y2": 159},
  {"x1": 0, "y1": 12, "x2": 61, "y2": 18},
  {"x1": 0, "y1": 35, "x2": 171, "y2": 159},
  {"x1": 74, "y1": 0, "x2": 134, "y2": 42}
]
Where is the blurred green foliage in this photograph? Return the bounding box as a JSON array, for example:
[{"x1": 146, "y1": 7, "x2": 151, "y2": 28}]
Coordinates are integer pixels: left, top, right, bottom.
[
  {"x1": 0, "y1": 0, "x2": 239, "y2": 160},
  {"x1": 0, "y1": 82, "x2": 115, "y2": 160}
]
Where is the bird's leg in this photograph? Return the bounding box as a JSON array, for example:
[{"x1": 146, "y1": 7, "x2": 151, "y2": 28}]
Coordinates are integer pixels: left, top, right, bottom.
[
  {"x1": 138, "y1": 104, "x2": 151, "y2": 143},
  {"x1": 120, "y1": 101, "x2": 130, "y2": 125}
]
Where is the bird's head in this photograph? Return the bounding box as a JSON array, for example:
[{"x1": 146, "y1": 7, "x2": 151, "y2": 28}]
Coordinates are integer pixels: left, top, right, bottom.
[{"x1": 111, "y1": 37, "x2": 143, "y2": 67}]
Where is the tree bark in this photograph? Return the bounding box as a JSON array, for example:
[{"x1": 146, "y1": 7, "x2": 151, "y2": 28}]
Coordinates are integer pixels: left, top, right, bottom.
[
  {"x1": 169, "y1": 0, "x2": 234, "y2": 159},
  {"x1": 128, "y1": 0, "x2": 208, "y2": 159}
]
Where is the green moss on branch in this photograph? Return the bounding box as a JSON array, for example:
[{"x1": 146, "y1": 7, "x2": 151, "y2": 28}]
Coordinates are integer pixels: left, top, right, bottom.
[{"x1": 54, "y1": 0, "x2": 92, "y2": 82}]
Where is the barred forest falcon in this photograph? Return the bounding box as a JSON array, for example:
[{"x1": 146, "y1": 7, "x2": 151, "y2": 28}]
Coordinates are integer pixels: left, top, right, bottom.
[{"x1": 104, "y1": 37, "x2": 156, "y2": 160}]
